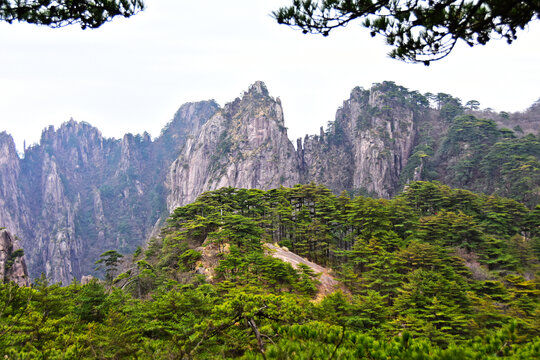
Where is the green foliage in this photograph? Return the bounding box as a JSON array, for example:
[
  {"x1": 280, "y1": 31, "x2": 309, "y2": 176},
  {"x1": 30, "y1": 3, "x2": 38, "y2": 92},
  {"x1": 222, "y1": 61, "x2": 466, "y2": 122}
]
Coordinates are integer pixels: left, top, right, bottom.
[
  {"x1": 3, "y1": 248, "x2": 24, "y2": 273},
  {"x1": 178, "y1": 249, "x2": 202, "y2": 271},
  {"x1": 75, "y1": 280, "x2": 109, "y2": 322},
  {"x1": 0, "y1": 0, "x2": 144, "y2": 29},
  {"x1": 2, "y1": 182, "x2": 540, "y2": 358},
  {"x1": 466, "y1": 100, "x2": 481, "y2": 110},
  {"x1": 273, "y1": 1, "x2": 539, "y2": 64},
  {"x1": 95, "y1": 250, "x2": 124, "y2": 285},
  {"x1": 416, "y1": 113, "x2": 540, "y2": 206},
  {"x1": 372, "y1": 81, "x2": 430, "y2": 109}
]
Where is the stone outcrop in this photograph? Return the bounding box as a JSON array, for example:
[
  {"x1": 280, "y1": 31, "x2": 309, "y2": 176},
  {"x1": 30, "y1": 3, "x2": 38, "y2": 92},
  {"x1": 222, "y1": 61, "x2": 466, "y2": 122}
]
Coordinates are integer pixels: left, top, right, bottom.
[
  {"x1": 0, "y1": 133, "x2": 31, "y2": 246},
  {"x1": 265, "y1": 243, "x2": 342, "y2": 299},
  {"x1": 0, "y1": 229, "x2": 29, "y2": 286},
  {"x1": 167, "y1": 81, "x2": 300, "y2": 209},
  {"x1": 299, "y1": 84, "x2": 417, "y2": 197},
  {"x1": 167, "y1": 82, "x2": 423, "y2": 208}
]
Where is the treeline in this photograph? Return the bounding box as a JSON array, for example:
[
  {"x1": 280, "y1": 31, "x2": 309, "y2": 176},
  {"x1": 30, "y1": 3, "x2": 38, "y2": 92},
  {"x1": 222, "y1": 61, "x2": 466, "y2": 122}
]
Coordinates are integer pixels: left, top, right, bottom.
[
  {"x1": 1, "y1": 182, "x2": 539, "y2": 358},
  {"x1": 326, "y1": 81, "x2": 540, "y2": 206},
  {"x1": 406, "y1": 110, "x2": 540, "y2": 207}
]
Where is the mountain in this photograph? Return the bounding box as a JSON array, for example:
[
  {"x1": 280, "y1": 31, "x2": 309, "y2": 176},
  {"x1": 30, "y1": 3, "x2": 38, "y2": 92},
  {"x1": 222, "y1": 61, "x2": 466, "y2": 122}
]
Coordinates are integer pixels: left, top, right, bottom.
[
  {"x1": 0, "y1": 101, "x2": 218, "y2": 284},
  {"x1": 0, "y1": 81, "x2": 538, "y2": 284},
  {"x1": 167, "y1": 81, "x2": 299, "y2": 209},
  {"x1": 298, "y1": 83, "x2": 419, "y2": 197}
]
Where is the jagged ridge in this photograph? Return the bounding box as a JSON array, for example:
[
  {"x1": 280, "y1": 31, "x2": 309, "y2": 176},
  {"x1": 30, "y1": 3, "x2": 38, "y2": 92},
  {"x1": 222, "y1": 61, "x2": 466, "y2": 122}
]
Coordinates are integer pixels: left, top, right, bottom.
[{"x1": 0, "y1": 81, "x2": 538, "y2": 284}]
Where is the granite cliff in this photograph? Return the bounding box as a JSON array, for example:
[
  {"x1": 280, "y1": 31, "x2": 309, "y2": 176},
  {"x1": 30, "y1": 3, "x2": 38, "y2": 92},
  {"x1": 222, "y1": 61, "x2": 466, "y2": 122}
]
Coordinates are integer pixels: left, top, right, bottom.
[
  {"x1": 167, "y1": 82, "x2": 300, "y2": 210},
  {"x1": 0, "y1": 101, "x2": 218, "y2": 284},
  {"x1": 0, "y1": 81, "x2": 538, "y2": 284},
  {"x1": 298, "y1": 83, "x2": 420, "y2": 197},
  {"x1": 0, "y1": 228, "x2": 29, "y2": 286}
]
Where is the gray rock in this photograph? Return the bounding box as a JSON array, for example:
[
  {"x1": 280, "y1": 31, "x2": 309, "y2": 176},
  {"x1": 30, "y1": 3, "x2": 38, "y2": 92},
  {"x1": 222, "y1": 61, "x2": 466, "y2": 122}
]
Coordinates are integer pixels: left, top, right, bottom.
[
  {"x1": 0, "y1": 229, "x2": 30, "y2": 286},
  {"x1": 167, "y1": 81, "x2": 300, "y2": 209}
]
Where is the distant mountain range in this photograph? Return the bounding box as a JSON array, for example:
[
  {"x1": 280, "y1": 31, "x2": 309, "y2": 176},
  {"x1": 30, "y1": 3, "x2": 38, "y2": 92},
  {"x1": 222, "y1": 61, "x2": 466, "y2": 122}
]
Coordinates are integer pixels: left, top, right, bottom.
[{"x1": 0, "y1": 81, "x2": 538, "y2": 284}]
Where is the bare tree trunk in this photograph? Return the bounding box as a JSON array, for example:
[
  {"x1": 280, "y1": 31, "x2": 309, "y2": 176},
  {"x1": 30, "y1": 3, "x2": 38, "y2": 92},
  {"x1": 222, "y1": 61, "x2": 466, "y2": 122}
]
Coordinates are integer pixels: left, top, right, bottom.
[{"x1": 247, "y1": 317, "x2": 267, "y2": 360}]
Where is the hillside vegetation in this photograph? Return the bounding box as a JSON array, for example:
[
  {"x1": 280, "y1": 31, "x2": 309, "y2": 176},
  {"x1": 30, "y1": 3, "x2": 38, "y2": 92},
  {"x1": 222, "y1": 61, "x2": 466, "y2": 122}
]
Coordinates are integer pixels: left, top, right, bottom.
[{"x1": 1, "y1": 182, "x2": 539, "y2": 358}]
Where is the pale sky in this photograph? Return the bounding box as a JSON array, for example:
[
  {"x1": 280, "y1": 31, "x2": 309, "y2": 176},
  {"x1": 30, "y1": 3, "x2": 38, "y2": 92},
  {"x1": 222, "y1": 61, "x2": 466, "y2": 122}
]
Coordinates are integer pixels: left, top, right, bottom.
[{"x1": 1, "y1": 1, "x2": 539, "y2": 153}]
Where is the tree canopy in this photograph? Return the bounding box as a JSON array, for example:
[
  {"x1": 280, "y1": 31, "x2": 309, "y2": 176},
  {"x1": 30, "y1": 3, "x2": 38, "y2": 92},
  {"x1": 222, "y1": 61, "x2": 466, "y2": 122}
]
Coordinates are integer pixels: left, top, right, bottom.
[
  {"x1": 0, "y1": 0, "x2": 144, "y2": 29},
  {"x1": 2, "y1": 182, "x2": 540, "y2": 358},
  {"x1": 273, "y1": 0, "x2": 540, "y2": 65}
]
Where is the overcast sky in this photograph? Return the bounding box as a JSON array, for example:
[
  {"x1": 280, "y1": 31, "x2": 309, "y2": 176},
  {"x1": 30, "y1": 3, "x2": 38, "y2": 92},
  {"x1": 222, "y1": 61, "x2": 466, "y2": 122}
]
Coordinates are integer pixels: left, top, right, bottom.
[{"x1": 1, "y1": 0, "x2": 539, "y2": 153}]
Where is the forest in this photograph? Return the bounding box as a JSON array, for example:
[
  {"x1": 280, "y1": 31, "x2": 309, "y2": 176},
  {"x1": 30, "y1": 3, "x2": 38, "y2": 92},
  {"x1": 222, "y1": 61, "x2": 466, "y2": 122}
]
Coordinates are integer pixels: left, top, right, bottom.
[{"x1": 1, "y1": 182, "x2": 539, "y2": 358}]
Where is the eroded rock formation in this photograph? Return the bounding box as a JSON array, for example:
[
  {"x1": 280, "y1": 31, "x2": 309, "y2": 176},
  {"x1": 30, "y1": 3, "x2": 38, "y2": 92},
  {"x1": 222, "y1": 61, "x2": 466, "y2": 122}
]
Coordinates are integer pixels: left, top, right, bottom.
[
  {"x1": 167, "y1": 81, "x2": 300, "y2": 210},
  {"x1": 0, "y1": 229, "x2": 29, "y2": 286}
]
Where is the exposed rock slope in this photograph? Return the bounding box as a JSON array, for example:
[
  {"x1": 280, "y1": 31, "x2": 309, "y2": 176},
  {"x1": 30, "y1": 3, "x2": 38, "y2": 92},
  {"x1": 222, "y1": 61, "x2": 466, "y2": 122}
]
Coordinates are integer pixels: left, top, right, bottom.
[
  {"x1": 0, "y1": 229, "x2": 29, "y2": 286},
  {"x1": 299, "y1": 83, "x2": 419, "y2": 197},
  {"x1": 0, "y1": 133, "x2": 31, "y2": 245},
  {"x1": 265, "y1": 243, "x2": 341, "y2": 298},
  {"x1": 0, "y1": 102, "x2": 218, "y2": 284},
  {"x1": 167, "y1": 82, "x2": 300, "y2": 210}
]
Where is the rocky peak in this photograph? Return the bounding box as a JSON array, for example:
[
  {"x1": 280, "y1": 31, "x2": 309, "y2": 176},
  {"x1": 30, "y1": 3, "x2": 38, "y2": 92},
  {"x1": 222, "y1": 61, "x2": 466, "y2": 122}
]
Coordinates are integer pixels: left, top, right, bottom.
[
  {"x1": 299, "y1": 82, "x2": 419, "y2": 197},
  {"x1": 167, "y1": 82, "x2": 299, "y2": 209},
  {"x1": 117, "y1": 132, "x2": 152, "y2": 176},
  {"x1": 120, "y1": 133, "x2": 137, "y2": 158},
  {"x1": 0, "y1": 132, "x2": 29, "y2": 245},
  {"x1": 158, "y1": 100, "x2": 220, "y2": 155},
  {"x1": 36, "y1": 120, "x2": 108, "y2": 176},
  {"x1": 0, "y1": 132, "x2": 19, "y2": 166},
  {"x1": 246, "y1": 81, "x2": 270, "y2": 97},
  {"x1": 169, "y1": 101, "x2": 220, "y2": 132},
  {"x1": 236, "y1": 81, "x2": 285, "y2": 127},
  {"x1": 0, "y1": 229, "x2": 29, "y2": 286},
  {"x1": 0, "y1": 101, "x2": 222, "y2": 284},
  {"x1": 41, "y1": 120, "x2": 101, "y2": 146}
]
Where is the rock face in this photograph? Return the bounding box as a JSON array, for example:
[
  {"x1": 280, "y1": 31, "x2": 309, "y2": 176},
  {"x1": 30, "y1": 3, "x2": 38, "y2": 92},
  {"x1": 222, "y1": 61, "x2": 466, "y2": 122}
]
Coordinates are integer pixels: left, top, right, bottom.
[
  {"x1": 167, "y1": 82, "x2": 300, "y2": 210},
  {"x1": 0, "y1": 102, "x2": 218, "y2": 284},
  {"x1": 0, "y1": 81, "x2": 537, "y2": 284},
  {"x1": 0, "y1": 133, "x2": 31, "y2": 246},
  {"x1": 299, "y1": 84, "x2": 418, "y2": 197},
  {"x1": 0, "y1": 229, "x2": 29, "y2": 286}
]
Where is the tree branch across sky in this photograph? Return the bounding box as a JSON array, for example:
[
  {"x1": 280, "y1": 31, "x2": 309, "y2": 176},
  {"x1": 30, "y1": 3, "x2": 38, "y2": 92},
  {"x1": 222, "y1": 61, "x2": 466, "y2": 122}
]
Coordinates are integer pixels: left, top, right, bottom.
[
  {"x1": 273, "y1": 0, "x2": 540, "y2": 65},
  {"x1": 0, "y1": 0, "x2": 144, "y2": 29}
]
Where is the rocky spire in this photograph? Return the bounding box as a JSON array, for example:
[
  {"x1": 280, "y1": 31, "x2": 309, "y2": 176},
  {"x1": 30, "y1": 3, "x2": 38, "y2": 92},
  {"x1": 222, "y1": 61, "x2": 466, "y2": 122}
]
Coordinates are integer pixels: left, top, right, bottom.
[
  {"x1": 0, "y1": 229, "x2": 30, "y2": 286},
  {"x1": 167, "y1": 81, "x2": 299, "y2": 210}
]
